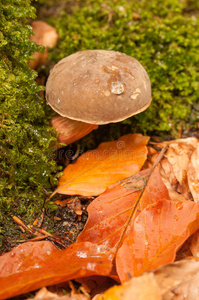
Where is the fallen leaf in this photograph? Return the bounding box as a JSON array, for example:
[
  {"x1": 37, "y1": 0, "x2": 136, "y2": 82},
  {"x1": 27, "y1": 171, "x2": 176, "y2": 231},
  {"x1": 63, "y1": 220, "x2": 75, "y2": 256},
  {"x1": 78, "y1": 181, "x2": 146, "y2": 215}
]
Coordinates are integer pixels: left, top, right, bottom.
[
  {"x1": 98, "y1": 273, "x2": 161, "y2": 300},
  {"x1": 187, "y1": 143, "x2": 199, "y2": 202},
  {"x1": 157, "y1": 138, "x2": 199, "y2": 200},
  {"x1": 156, "y1": 137, "x2": 199, "y2": 149},
  {"x1": 77, "y1": 167, "x2": 170, "y2": 250},
  {"x1": 76, "y1": 166, "x2": 199, "y2": 282},
  {"x1": 29, "y1": 287, "x2": 88, "y2": 300},
  {"x1": 116, "y1": 199, "x2": 199, "y2": 281},
  {"x1": 56, "y1": 134, "x2": 149, "y2": 196},
  {"x1": 159, "y1": 157, "x2": 179, "y2": 191},
  {"x1": 166, "y1": 189, "x2": 187, "y2": 203},
  {"x1": 99, "y1": 257, "x2": 199, "y2": 300},
  {"x1": 154, "y1": 257, "x2": 199, "y2": 299},
  {"x1": 0, "y1": 241, "x2": 113, "y2": 299}
]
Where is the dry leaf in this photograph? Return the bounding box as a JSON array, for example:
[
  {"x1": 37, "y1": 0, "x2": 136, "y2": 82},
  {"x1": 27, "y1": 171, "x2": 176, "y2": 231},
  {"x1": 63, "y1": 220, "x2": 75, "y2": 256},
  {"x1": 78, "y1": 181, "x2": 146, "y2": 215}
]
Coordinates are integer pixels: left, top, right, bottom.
[
  {"x1": 98, "y1": 273, "x2": 161, "y2": 300},
  {"x1": 157, "y1": 138, "x2": 199, "y2": 200},
  {"x1": 29, "y1": 287, "x2": 88, "y2": 300},
  {"x1": 187, "y1": 143, "x2": 199, "y2": 202},
  {"x1": 100, "y1": 257, "x2": 199, "y2": 300},
  {"x1": 154, "y1": 257, "x2": 199, "y2": 299},
  {"x1": 57, "y1": 134, "x2": 149, "y2": 196},
  {"x1": 156, "y1": 137, "x2": 199, "y2": 149}
]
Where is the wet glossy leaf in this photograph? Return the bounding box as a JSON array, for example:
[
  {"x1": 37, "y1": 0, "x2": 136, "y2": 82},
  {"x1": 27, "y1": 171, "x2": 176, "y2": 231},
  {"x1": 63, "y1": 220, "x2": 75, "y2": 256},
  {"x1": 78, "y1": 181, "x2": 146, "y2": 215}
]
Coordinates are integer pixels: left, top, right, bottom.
[
  {"x1": 0, "y1": 241, "x2": 114, "y2": 299},
  {"x1": 77, "y1": 167, "x2": 170, "y2": 250},
  {"x1": 116, "y1": 199, "x2": 199, "y2": 281}
]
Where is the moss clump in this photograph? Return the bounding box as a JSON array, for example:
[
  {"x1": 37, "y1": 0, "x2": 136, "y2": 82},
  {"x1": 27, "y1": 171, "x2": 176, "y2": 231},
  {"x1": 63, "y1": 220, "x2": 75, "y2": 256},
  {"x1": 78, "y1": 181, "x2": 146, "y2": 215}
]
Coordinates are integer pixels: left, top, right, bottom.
[
  {"x1": 45, "y1": 0, "x2": 199, "y2": 135},
  {"x1": 0, "y1": 0, "x2": 58, "y2": 251}
]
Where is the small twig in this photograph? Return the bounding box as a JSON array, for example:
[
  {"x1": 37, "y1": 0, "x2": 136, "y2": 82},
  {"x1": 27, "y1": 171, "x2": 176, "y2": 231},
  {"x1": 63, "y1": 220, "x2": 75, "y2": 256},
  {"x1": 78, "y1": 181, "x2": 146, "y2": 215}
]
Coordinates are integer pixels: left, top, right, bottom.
[
  {"x1": 13, "y1": 216, "x2": 35, "y2": 235},
  {"x1": 13, "y1": 216, "x2": 74, "y2": 248}
]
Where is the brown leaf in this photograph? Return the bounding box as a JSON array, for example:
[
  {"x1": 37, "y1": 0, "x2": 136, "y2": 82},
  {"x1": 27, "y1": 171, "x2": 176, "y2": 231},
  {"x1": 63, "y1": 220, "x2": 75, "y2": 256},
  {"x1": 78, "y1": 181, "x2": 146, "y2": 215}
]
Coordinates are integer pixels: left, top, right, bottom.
[
  {"x1": 187, "y1": 143, "x2": 199, "y2": 202},
  {"x1": 154, "y1": 257, "x2": 199, "y2": 299},
  {"x1": 28, "y1": 287, "x2": 88, "y2": 300},
  {"x1": 98, "y1": 273, "x2": 161, "y2": 300},
  {"x1": 157, "y1": 138, "x2": 199, "y2": 200},
  {"x1": 0, "y1": 241, "x2": 113, "y2": 299},
  {"x1": 100, "y1": 257, "x2": 199, "y2": 300},
  {"x1": 56, "y1": 134, "x2": 149, "y2": 196}
]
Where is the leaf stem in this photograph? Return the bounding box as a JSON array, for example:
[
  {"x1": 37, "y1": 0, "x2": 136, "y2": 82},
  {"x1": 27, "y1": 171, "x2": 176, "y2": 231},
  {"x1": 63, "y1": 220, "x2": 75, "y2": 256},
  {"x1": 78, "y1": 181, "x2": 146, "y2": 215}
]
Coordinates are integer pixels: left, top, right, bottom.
[{"x1": 115, "y1": 146, "x2": 167, "y2": 254}]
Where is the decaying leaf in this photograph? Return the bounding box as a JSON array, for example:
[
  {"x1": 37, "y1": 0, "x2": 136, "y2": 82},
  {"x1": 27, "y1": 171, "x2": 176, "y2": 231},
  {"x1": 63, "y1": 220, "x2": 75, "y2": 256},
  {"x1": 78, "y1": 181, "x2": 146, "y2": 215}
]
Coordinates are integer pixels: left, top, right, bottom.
[
  {"x1": 0, "y1": 241, "x2": 114, "y2": 299},
  {"x1": 97, "y1": 273, "x2": 161, "y2": 300},
  {"x1": 99, "y1": 257, "x2": 199, "y2": 300},
  {"x1": 1, "y1": 134, "x2": 199, "y2": 300},
  {"x1": 156, "y1": 137, "x2": 199, "y2": 200},
  {"x1": 28, "y1": 287, "x2": 88, "y2": 300},
  {"x1": 56, "y1": 134, "x2": 149, "y2": 196},
  {"x1": 154, "y1": 257, "x2": 199, "y2": 299},
  {"x1": 187, "y1": 143, "x2": 199, "y2": 203}
]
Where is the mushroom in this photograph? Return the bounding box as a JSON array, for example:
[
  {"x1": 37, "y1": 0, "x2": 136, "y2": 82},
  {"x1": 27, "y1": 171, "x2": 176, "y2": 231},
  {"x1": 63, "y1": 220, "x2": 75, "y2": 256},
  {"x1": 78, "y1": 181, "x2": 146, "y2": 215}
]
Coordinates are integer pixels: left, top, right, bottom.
[{"x1": 46, "y1": 50, "x2": 151, "y2": 145}]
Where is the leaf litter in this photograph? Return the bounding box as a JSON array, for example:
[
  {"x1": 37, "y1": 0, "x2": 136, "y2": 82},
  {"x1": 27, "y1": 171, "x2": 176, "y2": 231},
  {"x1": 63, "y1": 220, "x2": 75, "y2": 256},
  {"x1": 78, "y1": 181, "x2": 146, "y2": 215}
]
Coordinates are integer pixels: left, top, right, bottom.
[{"x1": 1, "y1": 134, "x2": 199, "y2": 299}]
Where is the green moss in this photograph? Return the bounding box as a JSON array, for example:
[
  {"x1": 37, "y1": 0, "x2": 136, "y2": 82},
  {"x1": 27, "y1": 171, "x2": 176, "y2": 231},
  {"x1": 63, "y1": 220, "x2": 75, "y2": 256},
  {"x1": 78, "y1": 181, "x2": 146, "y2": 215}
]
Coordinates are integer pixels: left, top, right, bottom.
[
  {"x1": 45, "y1": 0, "x2": 199, "y2": 135},
  {"x1": 0, "y1": 0, "x2": 58, "y2": 251}
]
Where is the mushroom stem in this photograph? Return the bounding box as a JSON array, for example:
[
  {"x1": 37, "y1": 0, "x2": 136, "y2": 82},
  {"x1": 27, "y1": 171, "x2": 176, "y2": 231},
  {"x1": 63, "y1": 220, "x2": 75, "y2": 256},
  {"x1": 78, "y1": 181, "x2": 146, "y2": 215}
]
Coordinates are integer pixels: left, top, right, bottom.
[{"x1": 51, "y1": 115, "x2": 98, "y2": 145}]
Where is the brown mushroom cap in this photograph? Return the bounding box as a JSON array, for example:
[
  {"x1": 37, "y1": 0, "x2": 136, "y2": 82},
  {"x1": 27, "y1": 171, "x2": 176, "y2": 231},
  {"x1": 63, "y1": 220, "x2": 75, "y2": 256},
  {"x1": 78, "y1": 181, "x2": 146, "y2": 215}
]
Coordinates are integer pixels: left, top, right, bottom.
[{"x1": 46, "y1": 50, "x2": 151, "y2": 125}]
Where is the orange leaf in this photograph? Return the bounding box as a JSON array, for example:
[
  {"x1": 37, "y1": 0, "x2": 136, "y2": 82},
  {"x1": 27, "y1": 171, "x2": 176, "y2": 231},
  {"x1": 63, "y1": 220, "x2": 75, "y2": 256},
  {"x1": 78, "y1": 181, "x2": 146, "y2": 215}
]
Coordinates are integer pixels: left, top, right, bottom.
[
  {"x1": 116, "y1": 199, "x2": 199, "y2": 282},
  {"x1": 57, "y1": 134, "x2": 149, "y2": 196},
  {"x1": 77, "y1": 167, "x2": 170, "y2": 250},
  {"x1": 0, "y1": 241, "x2": 113, "y2": 299}
]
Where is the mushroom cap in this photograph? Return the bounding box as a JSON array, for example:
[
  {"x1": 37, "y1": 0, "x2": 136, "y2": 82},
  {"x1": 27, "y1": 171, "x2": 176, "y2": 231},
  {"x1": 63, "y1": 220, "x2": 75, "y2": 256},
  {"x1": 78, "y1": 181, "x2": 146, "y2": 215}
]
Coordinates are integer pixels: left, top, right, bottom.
[{"x1": 46, "y1": 50, "x2": 151, "y2": 125}]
